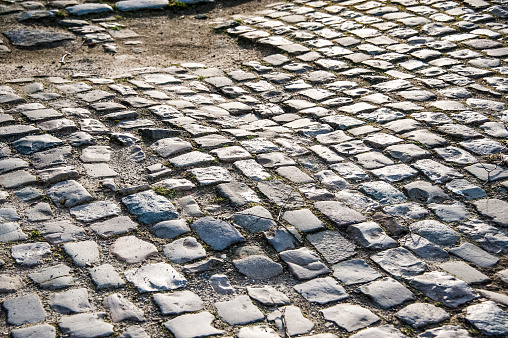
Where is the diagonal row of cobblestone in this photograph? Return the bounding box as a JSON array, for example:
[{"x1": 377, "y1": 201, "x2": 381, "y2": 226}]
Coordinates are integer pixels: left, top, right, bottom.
[{"x1": 1, "y1": 0, "x2": 508, "y2": 337}]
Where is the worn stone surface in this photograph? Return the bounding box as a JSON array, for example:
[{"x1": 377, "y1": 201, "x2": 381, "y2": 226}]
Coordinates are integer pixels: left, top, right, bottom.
[
  {"x1": 332, "y1": 259, "x2": 381, "y2": 286},
  {"x1": 124, "y1": 263, "x2": 186, "y2": 293},
  {"x1": 217, "y1": 182, "x2": 260, "y2": 206},
  {"x1": 153, "y1": 291, "x2": 203, "y2": 315},
  {"x1": 359, "y1": 277, "x2": 414, "y2": 309},
  {"x1": 233, "y1": 255, "x2": 283, "y2": 279},
  {"x1": 371, "y1": 247, "x2": 427, "y2": 278},
  {"x1": 122, "y1": 190, "x2": 178, "y2": 224},
  {"x1": 209, "y1": 274, "x2": 234, "y2": 295},
  {"x1": 410, "y1": 272, "x2": 478, "y2": 308},
  {"x1": 400, "y1": 234, "x2": 449, "y2": 260},
  {"x1": 2, "y1": 2, "x2": 508, "y2": 334},
  {"x1": 3, "y1": 293, "x2": 46, "y2": 325},
  {"x1": 111, "y1": 236, "x2": 158, "y2": 264},
  {"x1": 90, "y1": 216, "x2": 138, "y2": 238},
  {"x1": 314, "y1": 201, "x2": 366, "y2": 227},
  {"x1": 215, "y1": 295, "x2": 264, "y2": 325},
  {"x1": 280, "y1": 247, "x2": 330, "y2": 280},
  {"x1": 411, "y1": 220, "x2": 460, "y2": 247},
  {"x1": 152, "y1": 219, "x2": 190, "y2": 239},
  {"x1": 191, "y1": 216, "x2": 245, "y2": 250},
  {"x1": 282, "y1": 209, "x2": 324, "y2": 232},
  {"x1": 11, "y1": 324, "x2": 56, "y2": 338},
  {"x1": 307, "y1": 230, "x2": 356, "y2": 264},
  {"x1": 474, "y1": 199, "x2": 508, "y2": 226},
  {"x1": 70, "y1": 201, "x2": 121, "y2": 223},
  {"x1": 347, "y1": 222, "x2": 397, "y2": 249},
  {"x1": 49, "y1": 288, "x2": 93, "y2": 314},
  {"x1": 237, "y1": 325, "x2": 279, "y2": 338},
  {"x1": 46, "y1": 180, "x2": 92, "y2": 208},
  {"x1": 63, "y1": 240, "x2": 99, "y2": 267},
  {"x1": 247, "y1": 286, "x2": 290, "y2": 306},
  {"x1": 103, "y1": 293, "x2": 145, "y2": 323},
  {"x1": 396, "y1": 303, "x2": 450, "y2": 329},
  {"x1": 232, "y1": 205, "x2": 275, "y2": 233},
  {"x1": 58, "y1": 313, "x2": 114, "y2": 338},
  {"x1": 294, "y1": 277, "x2": 348, "y2": 304},
  {"x1": 450, "y1": 243, "x2": 499, "y2": 268},
  {"x1": 164, "y1": 312, "x2": 223, "y2": 338},
  {"x1": 163, "y1": 237, "x2": 206, "y2": 264},
  {"x1": 28, "y1": 264, "x2": 74, "y2": 290},
  {"x1": 440, "y1": 261, "x2": 490, "y2": 284},
  {"x1": 11, "y1": 242, "x2": 51, "y2": 265},
  {"x1": 321, "y1": 304, "x2": 379, "y2": 332},
  {"x1": 465, "y1": 301, "x2": 508, "y2": 336},
  {"x1": 89, "y1": 264, "x2": 125, "y2": 289},
  {"x1": 5, "y1": 29, "x2": 74, "y2": 47},
  {"x1": 268, "y1": 306, "x2": 314, "y2": 336}
]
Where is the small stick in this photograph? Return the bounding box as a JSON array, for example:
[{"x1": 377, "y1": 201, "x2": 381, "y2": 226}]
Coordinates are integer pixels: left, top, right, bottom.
[{"x1": 60, "y1": 52, "x2": 71, "y2": 65}]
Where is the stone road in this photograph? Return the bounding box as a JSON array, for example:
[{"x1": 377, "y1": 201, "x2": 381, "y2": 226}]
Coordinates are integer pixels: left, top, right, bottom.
[{"x1": 1, "y1": 0, "x2": 508, "y2": 337}]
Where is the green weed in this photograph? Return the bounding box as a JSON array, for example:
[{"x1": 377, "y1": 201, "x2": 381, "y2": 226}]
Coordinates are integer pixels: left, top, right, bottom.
[
  {"x1": 29, "y1": 230, "x2": 42, "y2": 239},
  {"x1": 152, "y1": 186, "x2": 177, "y2": 199},
  {"x1": 169, "y1": 1, "x2": 187, "y2": 8}
]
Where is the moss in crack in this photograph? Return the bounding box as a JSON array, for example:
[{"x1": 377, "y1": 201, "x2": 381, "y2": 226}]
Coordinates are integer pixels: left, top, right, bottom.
[
  {"x1": 401, "y1": 327, "x2": 415, "y2": 336},
  {"x1": 152, "y1": 186, "x2": 177, "y2": 199},
  {"x1": 29, "y1": 230, "x2": 42, "y2": 240},
  {"x1": 467, "y1": 328, "x2": 481, "y2": 336},
  {"x1": 213, "y1": 196, "x2": 228, "y2": 204},
  {"x1": 169, "y1": 0, "x2": 187, "y2": 8}
]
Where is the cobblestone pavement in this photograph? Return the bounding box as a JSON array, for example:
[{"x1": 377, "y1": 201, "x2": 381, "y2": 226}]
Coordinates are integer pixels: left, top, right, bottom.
[{"x1": 1, "y1": 0, "x2": 508, "y2": 337}]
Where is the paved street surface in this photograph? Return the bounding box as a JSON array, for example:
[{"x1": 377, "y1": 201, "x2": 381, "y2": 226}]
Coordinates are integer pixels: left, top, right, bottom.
[{"x1": 1, "y1": 0, "x2": 508, "y2": 337}]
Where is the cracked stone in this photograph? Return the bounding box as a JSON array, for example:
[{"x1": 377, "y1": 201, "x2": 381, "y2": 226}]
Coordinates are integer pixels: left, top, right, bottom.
[
  {"x1": 28, "y1": 264, "x2": 74, "y2": 289},
  {"x1": 410, "y1": 271, "x2": 477, "y2": 308},
  {"x1": 372, "y1": 247, "x2": 427, "y2": 278},
  {"x1": 11, "y1": 242, "x2": 51, "y2": 266},
  {"x1": 247, "y1": 286, "x2": 290, "y2": 306},
  {"x1": 104, "y1": 293, "x2": 145, "y2": 323},
  {"x1": 280, "y1": 247, "x2": 330, "y2": 280},
  {"x1": 124, "y1": 262, "x2": 186, "y2": 293}
]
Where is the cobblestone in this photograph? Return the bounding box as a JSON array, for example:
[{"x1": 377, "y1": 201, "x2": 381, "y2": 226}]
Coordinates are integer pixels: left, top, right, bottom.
[{"x1": 1, "y1": 0, "x2": 508, "y2": 335}]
